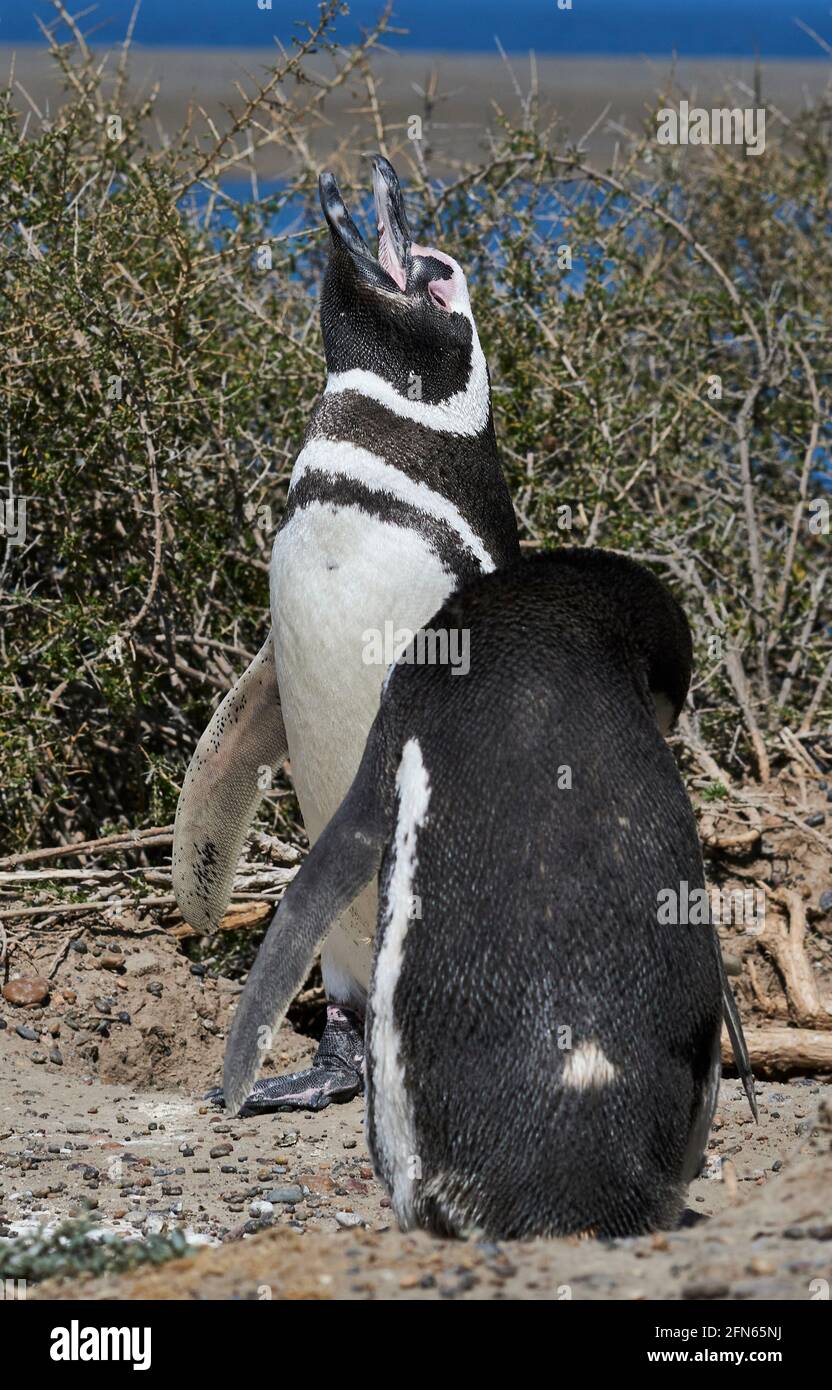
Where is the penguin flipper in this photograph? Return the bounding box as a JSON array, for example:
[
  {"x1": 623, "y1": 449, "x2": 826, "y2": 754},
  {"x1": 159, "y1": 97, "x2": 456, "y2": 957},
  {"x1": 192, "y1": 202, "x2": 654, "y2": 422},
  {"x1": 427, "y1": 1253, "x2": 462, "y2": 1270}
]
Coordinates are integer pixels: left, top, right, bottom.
[
  {"x1": 719, "y1": 951, "x2": 758, "y2": 1122},
  {"x1": 222, "y1": 715, "x2": 396, "y2": 1117},
  {"x1": 172, "y1": 635, "x2": 287, "y2": 934}
]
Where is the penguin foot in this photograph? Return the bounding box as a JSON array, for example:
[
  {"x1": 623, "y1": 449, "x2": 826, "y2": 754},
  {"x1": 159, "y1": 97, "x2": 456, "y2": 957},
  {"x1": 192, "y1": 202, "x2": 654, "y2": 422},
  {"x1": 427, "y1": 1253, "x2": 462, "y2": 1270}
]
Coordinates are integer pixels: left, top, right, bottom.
[{"x1": 207, "y1": 1005, "x2": 365, "y2": 1115}]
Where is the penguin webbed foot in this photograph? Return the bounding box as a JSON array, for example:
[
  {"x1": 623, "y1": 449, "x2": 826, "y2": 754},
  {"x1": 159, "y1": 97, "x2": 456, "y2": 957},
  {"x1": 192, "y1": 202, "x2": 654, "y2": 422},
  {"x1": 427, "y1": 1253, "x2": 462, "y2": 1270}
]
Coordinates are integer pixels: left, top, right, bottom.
[{"x1": 207, "y1": 1005, "x2": 365, "y2": 1115}]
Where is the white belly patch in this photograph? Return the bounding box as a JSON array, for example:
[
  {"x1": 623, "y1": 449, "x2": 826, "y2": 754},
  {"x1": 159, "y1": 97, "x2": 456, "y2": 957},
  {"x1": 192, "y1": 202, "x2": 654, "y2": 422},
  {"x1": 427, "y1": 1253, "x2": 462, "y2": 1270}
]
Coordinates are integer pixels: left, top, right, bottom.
[{"x1": 270, "y1": 500, "x2": 455, "y2": 997}]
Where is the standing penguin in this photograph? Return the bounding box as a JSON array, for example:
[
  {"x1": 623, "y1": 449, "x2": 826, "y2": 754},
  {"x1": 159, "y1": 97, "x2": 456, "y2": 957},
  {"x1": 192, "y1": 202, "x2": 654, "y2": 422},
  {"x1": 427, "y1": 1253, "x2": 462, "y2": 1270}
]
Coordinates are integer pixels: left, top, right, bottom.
[
  {"x1": 173, "y1": 157, "x2": 519, "y2": 1110},
  {"x1": 222, "y1": 549, "x2": 756, "y2": 1238}
]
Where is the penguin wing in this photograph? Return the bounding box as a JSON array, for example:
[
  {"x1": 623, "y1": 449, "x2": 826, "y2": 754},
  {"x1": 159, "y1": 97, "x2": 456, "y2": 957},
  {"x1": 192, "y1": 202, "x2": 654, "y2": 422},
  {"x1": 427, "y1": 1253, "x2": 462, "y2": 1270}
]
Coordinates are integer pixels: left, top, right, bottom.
[
  {"x1": 172, "y1": 635, "x2": 287, "y2": 933},
  {"x1": 719, "y1": 950, "x2": 758, "y2": 1122},
  {"x1": 222, "y1": 711, "x2": 397, "y2": 1116}
]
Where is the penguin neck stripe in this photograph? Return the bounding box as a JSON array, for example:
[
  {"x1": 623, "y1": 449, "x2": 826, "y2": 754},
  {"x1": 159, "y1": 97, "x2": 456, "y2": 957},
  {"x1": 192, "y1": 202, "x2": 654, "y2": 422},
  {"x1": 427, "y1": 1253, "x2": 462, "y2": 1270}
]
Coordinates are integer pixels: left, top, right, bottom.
[
  {"x1": 324, "y1": 338, "x2": 490, "y2": 437},
  {"x1": 290, "y1": 439, "x2": 496, "y2": 573}
]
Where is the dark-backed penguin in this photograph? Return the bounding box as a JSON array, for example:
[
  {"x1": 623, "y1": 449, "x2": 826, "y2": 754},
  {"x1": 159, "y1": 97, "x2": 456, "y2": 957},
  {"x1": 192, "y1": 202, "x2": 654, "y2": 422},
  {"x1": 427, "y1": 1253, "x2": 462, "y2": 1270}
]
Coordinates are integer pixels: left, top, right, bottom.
[
  {"x1": 222, "y1": 548, "x2": 756, "y2": 1238},
  {"x1": 172, "y1": 157, "x2": 519, "y2": 1111}
]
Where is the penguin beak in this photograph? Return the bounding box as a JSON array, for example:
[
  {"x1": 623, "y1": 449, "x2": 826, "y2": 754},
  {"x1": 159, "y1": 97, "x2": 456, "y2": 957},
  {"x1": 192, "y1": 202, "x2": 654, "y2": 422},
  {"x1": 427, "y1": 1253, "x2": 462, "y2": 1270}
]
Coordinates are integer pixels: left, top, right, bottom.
[
  {"x1": 318, "y1": 158, "x2": 411, "y2": 295},
  {"x1": 371, "y1": 156, "x2": 411, "y2": 291}
]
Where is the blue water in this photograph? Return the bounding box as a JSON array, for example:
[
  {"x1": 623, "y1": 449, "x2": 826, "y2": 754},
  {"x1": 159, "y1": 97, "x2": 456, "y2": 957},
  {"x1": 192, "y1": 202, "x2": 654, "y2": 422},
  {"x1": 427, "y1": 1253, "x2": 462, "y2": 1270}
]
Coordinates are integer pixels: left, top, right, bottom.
[{"x1": 3, "y1": 0, "x2": 831, "y2": 57}]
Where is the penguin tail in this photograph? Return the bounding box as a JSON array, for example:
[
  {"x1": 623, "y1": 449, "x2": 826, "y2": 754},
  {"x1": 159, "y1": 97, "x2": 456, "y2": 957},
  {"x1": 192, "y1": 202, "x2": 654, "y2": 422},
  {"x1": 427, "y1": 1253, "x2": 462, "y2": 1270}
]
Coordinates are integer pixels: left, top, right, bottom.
[
  {"x1": 719, "y1": 951, "x2": 758, "y2": 1122},
  {"x1": 172, "y1": 635, "x2": 287, "y2": 935},
  {"x1": 222, "y1": 710, "x2": 398, "y2": 1116}
]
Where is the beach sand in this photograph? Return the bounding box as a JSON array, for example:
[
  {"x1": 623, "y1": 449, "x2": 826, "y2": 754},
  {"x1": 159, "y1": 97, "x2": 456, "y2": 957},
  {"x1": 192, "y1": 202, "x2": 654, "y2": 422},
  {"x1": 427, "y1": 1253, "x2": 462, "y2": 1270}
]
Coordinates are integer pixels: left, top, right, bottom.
[{"x1": 3, "y1": 45, "x2": 829, "y2": 173}]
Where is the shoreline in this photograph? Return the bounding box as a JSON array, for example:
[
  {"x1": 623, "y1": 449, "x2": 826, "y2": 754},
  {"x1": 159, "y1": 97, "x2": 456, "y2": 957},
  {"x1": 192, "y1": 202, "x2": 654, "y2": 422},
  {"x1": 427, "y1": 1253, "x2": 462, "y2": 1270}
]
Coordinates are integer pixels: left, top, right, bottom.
[{"x1": 3, "y1": 47, "x2": 828, "y2": 170}]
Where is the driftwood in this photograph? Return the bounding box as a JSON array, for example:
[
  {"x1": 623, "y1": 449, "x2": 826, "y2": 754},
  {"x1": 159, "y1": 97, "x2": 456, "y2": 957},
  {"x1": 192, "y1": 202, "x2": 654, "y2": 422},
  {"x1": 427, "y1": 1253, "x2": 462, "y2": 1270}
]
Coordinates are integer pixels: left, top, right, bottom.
[
  {"x1": 0, "y1": 824, "x2": 175, "y2": 869},
  {"x1": 722, "y1": 1026, "x2": 832, "y2": 1077},
  {"x1": 169, "y1": 901, "x2": 275, "y2": 939},
  {"x1": 755, "y1": 885, "x2": 832, "y2": 1028}
]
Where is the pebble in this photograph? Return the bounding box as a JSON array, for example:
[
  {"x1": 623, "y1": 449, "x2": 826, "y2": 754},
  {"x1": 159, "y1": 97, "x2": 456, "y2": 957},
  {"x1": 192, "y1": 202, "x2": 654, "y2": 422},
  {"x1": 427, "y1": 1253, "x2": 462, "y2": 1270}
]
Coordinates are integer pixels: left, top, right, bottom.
[
  {"x1": 3, "y1": 977, "x2": 49, "y2": 1007},
  {"x1": 146, "y1": 982, "x2": 163, "y2": 997},
  {"x1": 820, "y1": 890, "x2": 832, "y2": 914},
  {"x1": 267, "y1": 1185, "x2": 303, "y2": 1205},
  {"x1": 335, "y1": 1210, "x2": 364, "y2": 1228},
  {"x1": 30, "y1": 1050, "x2": 47, "y2": 1064},
  {"x1": 209, "y1": 1143, "x2": 233, "y2": 1159},
  {"x1": 250, "y1": 1200, "x2": 274, "y2": 1218},
  {"x1": 681, "y1": 1280, "x2": 730, "y2": 1299},
  {"x1": 805, "y1": 813, "x2": 826, "y2": 828},
  {"x1": 49, "y1": 1048, "x2": 63, "y2": 1066},
  {"x1": 15, "y1": 1026, "x2": 39, "y2": 1041}
]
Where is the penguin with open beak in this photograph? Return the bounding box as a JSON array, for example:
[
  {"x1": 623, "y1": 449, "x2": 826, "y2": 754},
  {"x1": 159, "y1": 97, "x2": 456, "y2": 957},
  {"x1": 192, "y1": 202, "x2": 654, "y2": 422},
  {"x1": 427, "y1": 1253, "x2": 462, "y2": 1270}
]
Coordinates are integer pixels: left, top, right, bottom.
[{"x1": 173, "y1": 157, "x2": 519, "y2": 1111}]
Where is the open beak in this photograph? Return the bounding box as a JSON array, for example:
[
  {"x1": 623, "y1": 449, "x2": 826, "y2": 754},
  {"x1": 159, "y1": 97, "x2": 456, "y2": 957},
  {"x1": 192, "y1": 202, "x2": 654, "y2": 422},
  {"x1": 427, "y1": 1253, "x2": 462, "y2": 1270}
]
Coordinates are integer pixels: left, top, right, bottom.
[{"x1": 319, "y1": 156, "x2": 411, "y2": 293}]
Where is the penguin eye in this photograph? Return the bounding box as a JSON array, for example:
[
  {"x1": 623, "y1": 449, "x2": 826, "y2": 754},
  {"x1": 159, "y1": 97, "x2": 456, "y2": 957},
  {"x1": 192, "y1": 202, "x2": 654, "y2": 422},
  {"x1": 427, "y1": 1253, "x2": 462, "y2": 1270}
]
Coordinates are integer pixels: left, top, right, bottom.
[{"x1": 428, "y1": 283, "x2": 452, "y2": 311}]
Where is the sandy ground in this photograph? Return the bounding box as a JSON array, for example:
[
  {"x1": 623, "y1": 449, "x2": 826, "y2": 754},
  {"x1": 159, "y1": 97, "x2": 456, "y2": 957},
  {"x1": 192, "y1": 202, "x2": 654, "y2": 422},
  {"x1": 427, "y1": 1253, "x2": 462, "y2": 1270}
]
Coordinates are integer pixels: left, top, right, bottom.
[
  {"x1": 2, "y1": 46, "x2": 829, "y2": 169},
  {"x1": 0, "y1": 1060, "x2": 829, "y2": 1301},
  {"x1": 1, "y1": 760, "x2": 830, "y2": 1302}
]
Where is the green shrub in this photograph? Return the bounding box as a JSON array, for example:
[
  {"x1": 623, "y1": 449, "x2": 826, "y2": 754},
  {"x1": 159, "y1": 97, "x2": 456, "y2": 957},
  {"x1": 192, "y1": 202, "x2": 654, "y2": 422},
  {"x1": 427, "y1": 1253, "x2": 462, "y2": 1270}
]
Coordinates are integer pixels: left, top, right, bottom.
[{"x1": 0, "y1": 4, "x2": 829, "y2": 852}]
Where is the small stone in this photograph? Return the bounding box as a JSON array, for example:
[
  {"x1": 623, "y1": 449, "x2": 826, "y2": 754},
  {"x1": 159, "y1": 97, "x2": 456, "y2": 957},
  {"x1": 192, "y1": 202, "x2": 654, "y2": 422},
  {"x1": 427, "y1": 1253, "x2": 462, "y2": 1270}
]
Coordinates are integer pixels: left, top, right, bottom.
[
  {"x1": 805, "y1": 813, "x2": 825, "y2": 828},
  {"x1": 342, "y1": 1138, "x2": 357, "y2": 1150},
  {"x1": 3, "y1": 977, "x2": 50, "y2": 1007},
  {"x1": 30, "y1": 1050, "x2": 47, "y2": 1064},
  {"x1": 681, "y1": 1280, "x2": 730, "y2": 1300},
  {"x1": 190, "y1": 964, "x2": 206, "y2": 977},
  {"x1": 180, "y1": 1145, "x2": 195, "y2": 1158},
  {"x1": 117, "y1": 1012, "x2": 131, "y2": 1025},
  {"x1": 267, "y1": 1185, "x2": 303, "y2": 1205},
  {"x1": 210, "y1": 1143, "x2": 233, "y2": 1159},
  {"x1": 146, "y1": 981, "x2": 163, "y2": 997},
  {"x1": 99, "y1": 955, "x2": 124, "y2": 971},
  {"x1": 334, "y1": 1210, "x2": 364, "y2": 1228},
  {"x1": 15, "y1": 1025, "x2": 39, "y2": 1041},
  {"x1": 250, "y1": 1200, "x2": 274, "y2": 1218},
  {"x1": 819, "y1": 890, "x2": 832, "y2": 914},
  {"x1": 49, "y1": 1048, "x2": 63, "y2": 1066},
  {"x1": 70, "y1": 940, "x2": 88, "y2": 954},
  {"x1": 94, "y1": 997, "x2": 112, "y2": 1014}
]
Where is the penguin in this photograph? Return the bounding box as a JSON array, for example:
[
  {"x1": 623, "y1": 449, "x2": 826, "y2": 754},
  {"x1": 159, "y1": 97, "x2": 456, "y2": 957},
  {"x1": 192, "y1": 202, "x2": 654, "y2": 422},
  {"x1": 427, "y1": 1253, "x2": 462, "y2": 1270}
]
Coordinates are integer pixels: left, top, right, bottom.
[
  {"x1": 172, "y1": 156, "x2": 520, "y2": 1111},
  {"x1": 221, "y1": 547, "x2": 756, "y2": 1238}
]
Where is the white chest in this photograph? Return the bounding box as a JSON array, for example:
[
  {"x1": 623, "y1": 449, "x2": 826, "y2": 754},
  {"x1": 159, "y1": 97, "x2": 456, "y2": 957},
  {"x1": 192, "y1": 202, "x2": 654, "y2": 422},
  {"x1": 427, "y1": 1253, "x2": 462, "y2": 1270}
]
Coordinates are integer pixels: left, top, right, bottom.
[{"x1": 270, "y1": 500, "x2": 455, "y2": 837}]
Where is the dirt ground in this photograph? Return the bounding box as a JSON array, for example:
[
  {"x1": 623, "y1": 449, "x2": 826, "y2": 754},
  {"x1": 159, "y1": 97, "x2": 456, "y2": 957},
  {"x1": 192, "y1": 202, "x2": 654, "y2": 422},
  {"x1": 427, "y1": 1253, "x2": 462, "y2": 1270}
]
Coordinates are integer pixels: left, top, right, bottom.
[{"x1": 1, "y1": 775, "x2": 831, "y2": 1301}]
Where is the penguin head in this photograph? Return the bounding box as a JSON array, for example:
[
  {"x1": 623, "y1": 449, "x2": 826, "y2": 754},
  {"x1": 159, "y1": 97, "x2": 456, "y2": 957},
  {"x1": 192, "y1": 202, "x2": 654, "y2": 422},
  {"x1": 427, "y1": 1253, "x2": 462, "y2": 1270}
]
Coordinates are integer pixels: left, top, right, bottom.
[{"x1": 318, "y1": 158, "x2": 487, "y2": 416}]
